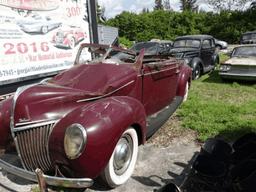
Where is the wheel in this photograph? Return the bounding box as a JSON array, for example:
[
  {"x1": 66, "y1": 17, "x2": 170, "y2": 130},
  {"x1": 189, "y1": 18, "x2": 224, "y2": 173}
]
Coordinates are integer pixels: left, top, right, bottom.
[
  {"x1": 41, "y1": 26, "x2": 48, "y2": 34},
  {"x1": 183, "y1": 81, "x2": 189, "y2": 102},
  {"x1": 101, "y1": 128, "x2": 138, "y2": 188},
  {"x1": 192, "y1": 65, "x2": 201, "y2": 80},
  {"x1": 69, "y1": 37, "x2": 76, "y2": 49}
]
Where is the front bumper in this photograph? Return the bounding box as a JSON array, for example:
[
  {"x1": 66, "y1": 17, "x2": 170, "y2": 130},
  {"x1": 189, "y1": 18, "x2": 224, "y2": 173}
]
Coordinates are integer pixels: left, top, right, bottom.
[
  {"x1": 219, "y1": 72, "x2": 256, "y2": 81},
  {"x1": 0, "y1": 158, "x2": 93, "y2": 188}
]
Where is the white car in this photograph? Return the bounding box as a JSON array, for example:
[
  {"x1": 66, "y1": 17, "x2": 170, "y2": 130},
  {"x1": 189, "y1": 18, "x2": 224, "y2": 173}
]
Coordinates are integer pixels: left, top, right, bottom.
[
  {"x1": 219, "y1": 45, "x2": 256, "y2": 81},
  {"x1": 215, "y1": 38, "x2": 228, "y2": 50},
  {"x1": 18, "y1": 14, "x2": 61, "y2": 34}
]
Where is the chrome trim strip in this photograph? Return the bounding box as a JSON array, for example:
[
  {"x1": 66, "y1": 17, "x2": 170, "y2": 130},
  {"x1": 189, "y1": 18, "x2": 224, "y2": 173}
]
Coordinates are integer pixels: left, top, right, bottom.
[
  {"x1": 219, "y1": 72, "x2": 256, "y2": 77},
  {"x1": 0, "y1": 92, "x2": 14, "y2": 101},
  {"x1": 0, "y1": 158, "x2": 94, "y2": 188},
  {"x1": 77, "y1": 80, "x2": 135, "y2": 103},
  {"x1": 14, "y1": 120, "x2": 58, "y2": 131}
]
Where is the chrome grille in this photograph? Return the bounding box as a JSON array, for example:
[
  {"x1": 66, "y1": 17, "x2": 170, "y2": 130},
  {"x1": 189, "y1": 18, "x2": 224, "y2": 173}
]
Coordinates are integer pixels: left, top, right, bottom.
[
  {"x1": 229, "y1": 65, "x2": 256, "y2": 74},
  {"x1": 15, "y1": 123, "x2": 54, "y2": 172}
]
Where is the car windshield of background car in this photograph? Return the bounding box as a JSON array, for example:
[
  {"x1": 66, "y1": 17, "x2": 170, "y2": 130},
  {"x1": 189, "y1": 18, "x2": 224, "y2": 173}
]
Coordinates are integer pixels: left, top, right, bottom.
[
  {"x1": 132, "y1": 42, "x2": 158, "y2": 55},
  {"x1": 173, "y1": 39, "x2": 200, "y2": 48},
  {"x1": 242, "y1": 34, "x2": 252, "y2": 40},
  {"x1": 233, "y1": 46, "x2": 256, "y2": 57}
]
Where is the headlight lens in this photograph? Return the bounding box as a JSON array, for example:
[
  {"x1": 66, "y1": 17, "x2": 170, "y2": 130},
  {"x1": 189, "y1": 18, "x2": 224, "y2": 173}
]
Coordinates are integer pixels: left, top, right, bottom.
[
  {"x1": 219, "y1": 64, "x2": 231, "y2": 71},
  {"x1": 64, "y1": 124, "x2": 87, "y2": 159}
]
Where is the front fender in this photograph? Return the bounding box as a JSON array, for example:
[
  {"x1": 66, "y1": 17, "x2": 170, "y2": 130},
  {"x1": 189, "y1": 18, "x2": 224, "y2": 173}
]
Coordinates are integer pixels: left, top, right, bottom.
[
  {"x1": 190, "y1": 57, "x2": 203, "y2": 71},
  {"x1": 49, "y1": 96, "x2": 146, "y2": 179}
]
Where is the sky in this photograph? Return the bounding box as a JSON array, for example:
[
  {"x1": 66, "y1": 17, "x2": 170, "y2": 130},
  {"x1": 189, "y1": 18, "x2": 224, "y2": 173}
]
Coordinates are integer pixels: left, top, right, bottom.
[{"x1": 97, "y1": 0, "x2": 213, "y2": 18}]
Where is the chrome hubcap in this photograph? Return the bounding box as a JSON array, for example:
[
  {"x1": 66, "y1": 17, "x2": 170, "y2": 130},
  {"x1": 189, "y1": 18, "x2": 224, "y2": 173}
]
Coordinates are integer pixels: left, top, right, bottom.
[{"x1": 113, "y1": 134, "x2": 133, "y2": 175}]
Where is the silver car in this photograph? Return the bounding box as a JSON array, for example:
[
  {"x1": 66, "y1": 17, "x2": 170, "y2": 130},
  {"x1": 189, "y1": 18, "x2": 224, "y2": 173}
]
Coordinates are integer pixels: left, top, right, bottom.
[
  {"x1": 219, "y1": 45, "x2": 256, "y2": 81},
  {"x1": 18, "y1": 14, "x2": 61, "y2": 34}
]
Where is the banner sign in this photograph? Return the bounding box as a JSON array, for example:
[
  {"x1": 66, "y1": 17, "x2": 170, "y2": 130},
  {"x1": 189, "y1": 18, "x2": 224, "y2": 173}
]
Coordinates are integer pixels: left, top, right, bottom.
[{"x1": 0, "y1": 0, "x2": 91, "y2": 85}]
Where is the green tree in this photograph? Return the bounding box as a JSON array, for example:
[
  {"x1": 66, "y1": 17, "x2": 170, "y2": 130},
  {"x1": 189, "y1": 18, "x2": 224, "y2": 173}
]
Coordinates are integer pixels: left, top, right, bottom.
[
  {"x1": 163, "y1": 0, "x2": 172, "y2": 10},
  {"x1": 154, "y1": 0, "x2": 164, "y2": 10},
  {"x1": 180, "y1": 0, "x2": 198, "y2": 11},
  {"x1": 206, "y1": 0, "x2": 253, "y2": 11}
]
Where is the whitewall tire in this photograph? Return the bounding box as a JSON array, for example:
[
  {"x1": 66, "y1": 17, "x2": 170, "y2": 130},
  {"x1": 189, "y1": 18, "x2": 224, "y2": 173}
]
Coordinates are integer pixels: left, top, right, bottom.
[
  {"x1": 183, "y1": 81, "x2": 189, "y2": 102},
  {"x1": 101, "y1": 128, "x2": 138, "y2": 188}
]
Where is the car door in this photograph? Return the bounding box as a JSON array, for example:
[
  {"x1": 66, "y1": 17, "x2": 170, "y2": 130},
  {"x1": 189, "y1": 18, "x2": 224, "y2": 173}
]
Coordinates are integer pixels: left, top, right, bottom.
[
  {"x1": 201, "y1": 39, "x2": 215, "y2": 70},
  {"x1": 142, "y1": 60, "x2": 179, "y2": 116}
]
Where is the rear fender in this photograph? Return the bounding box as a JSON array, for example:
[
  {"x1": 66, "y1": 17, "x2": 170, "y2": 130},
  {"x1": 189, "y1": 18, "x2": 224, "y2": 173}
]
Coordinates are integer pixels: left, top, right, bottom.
[
  {"x1": 49, "y1": 96, "x2": 146, "y2": 178},
  {"x1": 176, "y1": 65, "x2": 192, "y2": 97}
]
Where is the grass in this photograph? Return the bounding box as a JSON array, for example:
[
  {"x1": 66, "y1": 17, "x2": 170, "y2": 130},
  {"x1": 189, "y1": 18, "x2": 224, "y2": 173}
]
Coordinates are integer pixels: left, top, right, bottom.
[{"x1": 177, "y1": 54, "x2": 256, "y2": 142}]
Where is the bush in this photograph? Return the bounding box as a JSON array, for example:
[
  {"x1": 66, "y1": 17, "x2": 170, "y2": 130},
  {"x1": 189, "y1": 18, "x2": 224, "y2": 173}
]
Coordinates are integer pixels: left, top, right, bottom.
[{"x1": 106, "y1": 9, "x2": 256, "y2": 44}]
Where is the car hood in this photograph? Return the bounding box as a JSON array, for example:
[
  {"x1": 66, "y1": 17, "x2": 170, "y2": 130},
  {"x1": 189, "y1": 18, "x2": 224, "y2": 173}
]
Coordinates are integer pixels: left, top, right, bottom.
[
  {"x1": 13, "y1": 63, "x2": 137, "y2": 126},
  {"x1": 225, "y1": 57, "x2": 256, "y2": 66}
]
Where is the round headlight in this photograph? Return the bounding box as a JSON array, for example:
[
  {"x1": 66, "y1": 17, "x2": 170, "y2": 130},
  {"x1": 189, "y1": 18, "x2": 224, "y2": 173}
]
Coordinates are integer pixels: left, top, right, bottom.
[{"x1": 64, "y1": 124, "x2": 87, "y2": 159}]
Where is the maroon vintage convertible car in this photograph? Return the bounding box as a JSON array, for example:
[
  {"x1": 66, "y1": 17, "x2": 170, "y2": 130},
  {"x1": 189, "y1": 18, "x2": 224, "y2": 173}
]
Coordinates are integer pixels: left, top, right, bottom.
[{"x1": 0, "y1": 44, "x2": 191, "y2": 189}]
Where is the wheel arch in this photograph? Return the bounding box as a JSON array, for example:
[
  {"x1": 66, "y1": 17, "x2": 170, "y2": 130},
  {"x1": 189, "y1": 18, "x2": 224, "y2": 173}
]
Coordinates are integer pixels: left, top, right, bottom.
[{"x1": 190, "y1": 57, "x2": 203, "y2": 72}]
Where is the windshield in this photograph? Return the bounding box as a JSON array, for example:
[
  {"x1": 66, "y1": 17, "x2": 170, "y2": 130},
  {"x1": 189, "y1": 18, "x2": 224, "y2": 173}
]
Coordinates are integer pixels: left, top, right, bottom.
[
  {"x1": 77, "y1": 45, "x2": 136, "y2": 65},
  {"x1": 242, "y1": 33, "x2": 256, "y2": 40},
  {"x1": 131, "y1": 42, "x2": 158, "y2": 55},
  {"x1": 173, "y1": 39, "x2": 200, "y2": 48},
  {"x1": 232, "y1": 46, "x2": 256, "y2": 57}
]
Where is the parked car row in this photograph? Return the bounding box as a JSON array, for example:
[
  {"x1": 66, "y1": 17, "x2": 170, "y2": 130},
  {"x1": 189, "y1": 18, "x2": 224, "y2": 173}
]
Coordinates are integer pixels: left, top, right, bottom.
[
  {"x1": 0, "y1": 33, "x2": 255, "y2": 191},
  {"x1": 132, "y1": 35, "x2": 220, "y2": 79},
  {"x1": 132, "y1": 32, "x2": 256, "y2": 81}
]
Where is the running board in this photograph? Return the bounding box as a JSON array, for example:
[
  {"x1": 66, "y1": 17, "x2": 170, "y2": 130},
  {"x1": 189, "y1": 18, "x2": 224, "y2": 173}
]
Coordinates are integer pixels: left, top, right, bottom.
[{"x1": 146, "y1": 96, "x2": 183, "y2": 138}]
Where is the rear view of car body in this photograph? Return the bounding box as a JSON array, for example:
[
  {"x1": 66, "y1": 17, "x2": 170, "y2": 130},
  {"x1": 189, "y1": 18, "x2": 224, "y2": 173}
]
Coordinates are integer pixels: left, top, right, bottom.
[{"x1": 240, "y1": 31, "x2": 256, "y2": 44}]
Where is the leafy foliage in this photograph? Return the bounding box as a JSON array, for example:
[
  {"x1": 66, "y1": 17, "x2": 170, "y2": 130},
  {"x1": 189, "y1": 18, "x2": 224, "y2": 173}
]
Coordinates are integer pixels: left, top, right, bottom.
[
  {"x1": 106, "y1": 9, "x2": 256, "y2": 44},
  {"x1": 206, "y1": 0, "x2": 253, "y2": 11}
]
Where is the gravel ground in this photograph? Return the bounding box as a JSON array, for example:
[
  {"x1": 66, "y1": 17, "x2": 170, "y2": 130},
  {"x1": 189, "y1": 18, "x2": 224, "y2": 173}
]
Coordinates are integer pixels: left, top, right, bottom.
[{"x1": 0, "y1": 115, "x2": 200, "y2": 192}]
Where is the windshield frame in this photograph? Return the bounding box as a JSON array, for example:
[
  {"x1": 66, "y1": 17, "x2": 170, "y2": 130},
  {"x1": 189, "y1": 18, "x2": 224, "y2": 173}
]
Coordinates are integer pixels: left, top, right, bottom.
[
  {"x1": 75, "y1": 43, "x2": 137, "y2": 65},
  {"x1": 231, "y1": 46, "x2": 256, "y2": 57},
  {"x1": 173, "y1": 39, "x2": 201, "y2": 48}
]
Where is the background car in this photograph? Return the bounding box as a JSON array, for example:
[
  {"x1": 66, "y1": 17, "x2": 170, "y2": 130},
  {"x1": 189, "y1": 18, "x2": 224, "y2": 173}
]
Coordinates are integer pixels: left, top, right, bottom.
[
  {"x1": 131, "y1": 40, "x2": 173, "y2": 56},
  {"x1": 17, "y1": 14, "x2": 61, "y2": 34},
  {"x1": 219, "y1": 44, "x2": 256, "y2": 81},
  {"x1": 170, "y1": 35, "x2": 219, "y2": 80},
  {"x1": 240, "y1": 31, "x2": 256, "y2": 44},
  {"x1": 52, "y1": 25, "x2": 86, "y2": 49},
  {"x1": 0, "y1": 44, "x2": 191, "y2": 189},
  {"x1": 214, "y1": 38, "x2": 228, "y2": 50}
]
